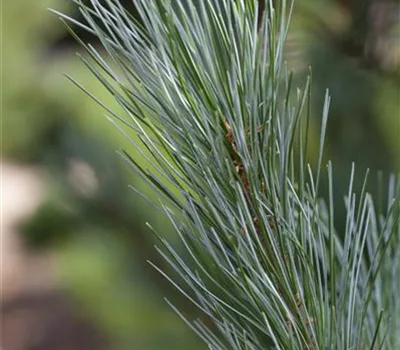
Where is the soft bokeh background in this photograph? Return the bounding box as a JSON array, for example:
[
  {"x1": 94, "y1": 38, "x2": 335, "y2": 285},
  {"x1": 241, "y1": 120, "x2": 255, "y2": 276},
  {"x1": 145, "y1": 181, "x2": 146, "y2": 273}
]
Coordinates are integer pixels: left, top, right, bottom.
[{"x1": 1, "y1": 1, "x2": 399, "y2": 349}]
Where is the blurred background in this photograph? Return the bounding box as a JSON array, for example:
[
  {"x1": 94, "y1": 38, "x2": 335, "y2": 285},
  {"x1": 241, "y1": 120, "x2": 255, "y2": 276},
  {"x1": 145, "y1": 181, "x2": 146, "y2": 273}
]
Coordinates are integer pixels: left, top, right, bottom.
[{"x1": 1, "y1": 0, "x2": 399, "y2": 349}]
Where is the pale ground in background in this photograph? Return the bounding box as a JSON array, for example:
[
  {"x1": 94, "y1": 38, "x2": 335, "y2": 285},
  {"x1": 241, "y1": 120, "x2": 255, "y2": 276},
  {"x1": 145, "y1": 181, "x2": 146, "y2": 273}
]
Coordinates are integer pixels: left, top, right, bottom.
[
  {"x1": 1, "y1": 161, "x2": 55, "y2": 300},
  {"x1": 1, "y1": 162, "x2": 109, "y2": 350}
]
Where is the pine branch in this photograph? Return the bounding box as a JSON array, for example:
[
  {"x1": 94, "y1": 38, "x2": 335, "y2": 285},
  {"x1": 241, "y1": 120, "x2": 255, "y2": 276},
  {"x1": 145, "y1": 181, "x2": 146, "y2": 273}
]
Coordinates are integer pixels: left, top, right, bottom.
[{"x1": 55, "y1": 0, "x2": 400, "y2": 348}]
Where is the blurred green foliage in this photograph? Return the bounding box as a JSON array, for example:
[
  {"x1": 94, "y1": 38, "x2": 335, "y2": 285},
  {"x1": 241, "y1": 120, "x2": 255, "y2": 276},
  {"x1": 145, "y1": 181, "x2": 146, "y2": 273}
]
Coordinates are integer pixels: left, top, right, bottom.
[
  {"x1": 293, "y1": 0, "x2": 399, "y2": 173},
  {"x1": 288, "y1": 0, "x2": 399, "y2": 231},
  {"x1": 3, "y1": 1, "x2": 202, "y2": 349},
  {"x1": 2, "y1": 0, "x2": 398, "y2": 349}
]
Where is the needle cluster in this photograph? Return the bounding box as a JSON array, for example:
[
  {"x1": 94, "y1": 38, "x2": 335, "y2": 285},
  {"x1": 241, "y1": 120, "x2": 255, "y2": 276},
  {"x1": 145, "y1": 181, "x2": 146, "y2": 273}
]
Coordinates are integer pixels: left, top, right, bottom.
[{"x1": 56, "y1": 1, "x2": 400, "y2": 348}]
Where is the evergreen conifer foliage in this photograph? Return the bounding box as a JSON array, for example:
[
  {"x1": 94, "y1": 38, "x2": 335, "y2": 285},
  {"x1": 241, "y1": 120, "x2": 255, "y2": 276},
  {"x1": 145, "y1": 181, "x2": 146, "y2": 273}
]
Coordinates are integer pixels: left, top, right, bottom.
[{"x1": 55, "y1": 0, "x2": 400, "y2": 348}]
